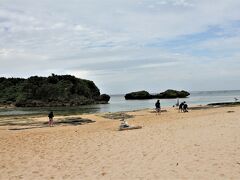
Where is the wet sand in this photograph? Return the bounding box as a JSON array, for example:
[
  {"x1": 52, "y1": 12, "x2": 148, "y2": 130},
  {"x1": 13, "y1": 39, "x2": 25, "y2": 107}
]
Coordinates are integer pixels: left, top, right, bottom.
[{"x1": 1, "y1": 106, "x2": 240, "y2": 179}]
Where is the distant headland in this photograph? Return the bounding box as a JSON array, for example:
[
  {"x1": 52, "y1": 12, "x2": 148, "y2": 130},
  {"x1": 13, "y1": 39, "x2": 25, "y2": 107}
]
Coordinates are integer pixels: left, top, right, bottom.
[
  {"x1": 125, "y1": 89, "x2": 190, "y2": 100},
  {"x1": 0, "y1": 74, "x2": 110, "y2": 107}
]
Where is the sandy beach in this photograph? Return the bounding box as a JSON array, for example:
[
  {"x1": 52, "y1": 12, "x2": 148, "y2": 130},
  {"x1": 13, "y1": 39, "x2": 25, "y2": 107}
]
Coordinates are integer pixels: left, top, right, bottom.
[{"x1": 1, "y1": 106, "x2": 240, "y2": 179}]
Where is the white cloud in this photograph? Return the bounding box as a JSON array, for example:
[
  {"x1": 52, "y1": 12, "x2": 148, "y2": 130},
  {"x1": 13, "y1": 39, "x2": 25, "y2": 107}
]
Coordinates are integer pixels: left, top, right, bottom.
[{"x1": 0, "y1": 0, "x2": 240, "y2": 93}]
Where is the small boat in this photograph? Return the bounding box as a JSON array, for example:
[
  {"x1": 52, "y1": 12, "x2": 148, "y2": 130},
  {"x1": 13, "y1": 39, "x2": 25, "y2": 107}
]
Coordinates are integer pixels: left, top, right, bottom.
[{"x1": 119, "y1": 125, "x2": 142, "y2": 131}]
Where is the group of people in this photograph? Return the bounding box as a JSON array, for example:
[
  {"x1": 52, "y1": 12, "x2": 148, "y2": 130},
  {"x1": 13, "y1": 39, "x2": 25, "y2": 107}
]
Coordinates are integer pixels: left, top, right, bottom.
[
  {"x1": 179, "y1": 101, "x2": 188, "y2": 112},
  {"x1": 155, "y1": 99, "x2": 188, "y2": 114},
  {"x1": 48, "y1": 99, "x2": 189, "y2": 127}
]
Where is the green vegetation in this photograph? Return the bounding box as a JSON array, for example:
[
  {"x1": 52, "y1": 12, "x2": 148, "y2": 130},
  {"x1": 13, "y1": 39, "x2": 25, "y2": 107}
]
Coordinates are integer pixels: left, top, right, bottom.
[{"x1": 0, "y1": 74, "x2": 110, "y2": 107}]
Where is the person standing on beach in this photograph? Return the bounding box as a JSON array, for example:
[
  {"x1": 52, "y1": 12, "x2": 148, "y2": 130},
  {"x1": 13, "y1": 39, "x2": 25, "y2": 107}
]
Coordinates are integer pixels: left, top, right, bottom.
[
  {"x1": 155, "y1": 100, "x2": 161, "y2": 115},
  {"x1": 48, "y1": 111, "x2": 54, "y2": 127}
]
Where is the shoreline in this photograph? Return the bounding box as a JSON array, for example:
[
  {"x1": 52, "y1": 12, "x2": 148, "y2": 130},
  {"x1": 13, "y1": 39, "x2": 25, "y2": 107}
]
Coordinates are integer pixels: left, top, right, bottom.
[{"x1": 1, "y1": 101, "x2": 240, "y2": 117}]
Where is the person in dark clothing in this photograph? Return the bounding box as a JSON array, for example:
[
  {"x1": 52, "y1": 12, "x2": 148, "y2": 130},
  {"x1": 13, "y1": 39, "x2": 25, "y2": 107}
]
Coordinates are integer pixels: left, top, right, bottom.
[
  {"x1": 48, "y1": 111, "x2": 54, "y2": 127},
  {"x1": 179, "y1": 101, "x2": 185, "y2": 113},
  {"x1": 155, "y1": 100, "x2": 161, "y2": 115},
  {"x1": 183, "y1": 103, "x2": 188, "y2": 112}
]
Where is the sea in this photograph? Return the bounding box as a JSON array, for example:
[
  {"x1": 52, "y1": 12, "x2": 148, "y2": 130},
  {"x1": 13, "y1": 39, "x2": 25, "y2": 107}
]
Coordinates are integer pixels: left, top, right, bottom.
[{"x1": 0, "y1": 90, "x2": 240, "y2": 116}]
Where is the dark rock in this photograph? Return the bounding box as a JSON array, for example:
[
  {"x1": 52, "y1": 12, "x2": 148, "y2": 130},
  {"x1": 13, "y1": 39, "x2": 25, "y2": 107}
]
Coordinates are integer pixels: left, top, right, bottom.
[
  {"x1": 125, "y1": 91, "x2": 151, "y2": 100},
  {"x1": 96, "y1": 94, "x2": 111, "y2": 104},
  {"x1": 154, "y1": 89, "x2": 190, "y2": 99},
  {"x1": 100, "y1": 112, "x2": 134, "y2": 120},
  {"x1": 125, "y1": 89, "x2": 190, "y2": 100},
  {"x1": 208, "y1": 102, "x2": 240, "y2": 106}
]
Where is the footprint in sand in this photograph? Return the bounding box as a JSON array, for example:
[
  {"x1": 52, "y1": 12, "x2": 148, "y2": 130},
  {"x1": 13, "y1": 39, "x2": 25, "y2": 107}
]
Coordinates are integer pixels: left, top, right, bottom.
[
  {"x1": 220, "y1": 173, "x2": 225, "y2": 177},
  {"x1": 63, "y1": 175, "x2": 70, "y2": 179},
  {"x1": 101, "y1": 172, "x2": 107, "y2": 176},
  {"x1": 10, "y1": 174, "x2": 23, "y2": 179}
]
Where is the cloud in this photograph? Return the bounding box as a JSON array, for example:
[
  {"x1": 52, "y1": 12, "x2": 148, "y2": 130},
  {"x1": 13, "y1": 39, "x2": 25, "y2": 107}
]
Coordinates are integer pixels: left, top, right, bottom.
[{"x1": 0, "y1": 0, "x2": 240, "y2": 93}]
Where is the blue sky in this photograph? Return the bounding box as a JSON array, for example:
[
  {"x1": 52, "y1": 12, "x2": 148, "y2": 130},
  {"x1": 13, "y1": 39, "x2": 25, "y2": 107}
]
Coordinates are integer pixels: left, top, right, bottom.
[{"x1": 0, "y1": 0, "x2": 240, "y2": 94}]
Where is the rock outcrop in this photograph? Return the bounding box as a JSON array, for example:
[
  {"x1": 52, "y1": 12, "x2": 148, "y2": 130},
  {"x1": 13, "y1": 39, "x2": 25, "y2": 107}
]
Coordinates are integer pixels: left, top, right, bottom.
[
  {"x1": 125, "y1": 89, "x2": 190, "y2": 100},
  {"x1": 153, "y1": 89, "x2": 190, "y2": 99},
  {"x1": 125, "y1": 91, "x2": 152, "y2": 100}
]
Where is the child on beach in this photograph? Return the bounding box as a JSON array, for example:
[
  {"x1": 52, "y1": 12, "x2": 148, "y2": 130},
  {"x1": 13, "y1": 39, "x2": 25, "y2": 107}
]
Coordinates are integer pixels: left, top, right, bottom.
[
  {"x1": 48, "y1": 111, "x2": 54, "y2": 127},
  {"x1": 120, "y1": 119, "x2": 130, "y2": 128},
  {"x1": 120, "y1": 114, "x2": 130, "y2": 128},
  {"x1": 155, "y1": 100, "x2": 161, "y2": 115}
]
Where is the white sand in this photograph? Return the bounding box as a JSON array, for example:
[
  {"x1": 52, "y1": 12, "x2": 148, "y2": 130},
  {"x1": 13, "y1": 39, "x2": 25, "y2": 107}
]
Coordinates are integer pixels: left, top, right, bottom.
[{"x1": 1, "y1": 106, "x2": 240, "y2": 179}]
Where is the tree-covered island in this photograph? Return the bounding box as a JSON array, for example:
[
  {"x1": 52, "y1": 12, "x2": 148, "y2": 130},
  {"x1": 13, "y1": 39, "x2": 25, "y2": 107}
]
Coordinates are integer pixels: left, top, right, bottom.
[{"x1": 0, "y1": 74, "x2": 110, "y2": 107}]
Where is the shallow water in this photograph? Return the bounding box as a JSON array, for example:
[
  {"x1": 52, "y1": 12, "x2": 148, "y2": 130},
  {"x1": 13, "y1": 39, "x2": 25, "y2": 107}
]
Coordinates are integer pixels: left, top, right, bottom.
[{"x1": 0, "y1": 90, "x2": 240, "y2": 116}]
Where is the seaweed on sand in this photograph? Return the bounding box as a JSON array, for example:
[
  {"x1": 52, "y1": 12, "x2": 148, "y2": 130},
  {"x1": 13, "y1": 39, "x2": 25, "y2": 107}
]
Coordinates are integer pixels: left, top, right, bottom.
[
  {"x1": 0, "y1": 116, "x2": 95, "y2": 130},
  {"x1": 44, "y1": 117, "x2": 95, "y2": 125},
  {"x1": 99, "y1": 112, "x2": 134, "y2": 120}
]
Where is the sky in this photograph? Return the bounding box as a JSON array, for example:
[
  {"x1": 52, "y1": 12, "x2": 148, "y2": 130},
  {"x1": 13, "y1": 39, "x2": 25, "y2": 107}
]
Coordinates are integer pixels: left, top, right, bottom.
[{"x1": 0, "y1": 0, "x2": 240, "y2": 94}]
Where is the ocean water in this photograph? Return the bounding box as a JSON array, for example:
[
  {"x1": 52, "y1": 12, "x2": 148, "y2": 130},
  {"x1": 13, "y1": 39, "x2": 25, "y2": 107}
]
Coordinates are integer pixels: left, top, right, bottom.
[
  {"x1": 99, "y1": 90, "x2": 240, "y2": 112},
  {"x1": 0, "y1": 90, "x2": 240, "y2": 116}
]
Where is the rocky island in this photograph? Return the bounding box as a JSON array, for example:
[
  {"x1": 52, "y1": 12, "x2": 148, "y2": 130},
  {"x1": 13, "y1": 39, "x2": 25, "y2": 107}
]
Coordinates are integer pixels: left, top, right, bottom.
[
  {"x1": 125, "y1": 89, "x2": 190, "y2": 100},
  {"x1": 0, "y1": 74, "x2": 110, "y2": 107}
]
